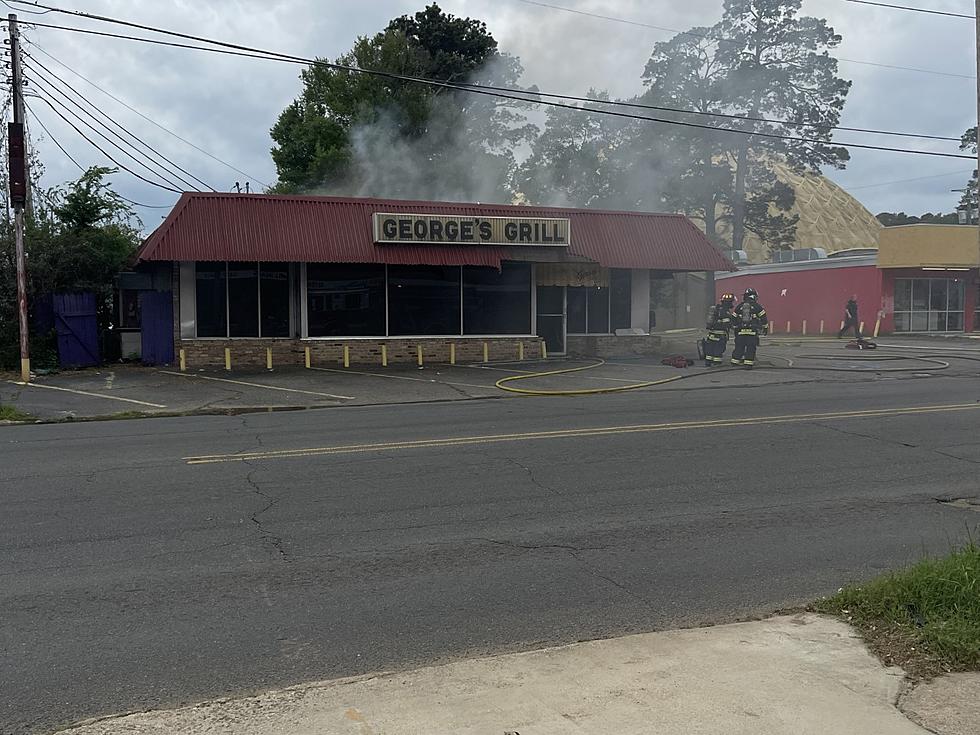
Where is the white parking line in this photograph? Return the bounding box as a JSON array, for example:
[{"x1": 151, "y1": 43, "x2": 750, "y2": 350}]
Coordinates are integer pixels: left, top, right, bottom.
[
  {"x1": 8, "y1": 381, "x2": 167, "y2": 408},
  {"x1": 159, "y1": 371, "x2": 354, "y2": 400},
  {"x1": 309, "y1": 366, "x2": 497, "y2": 391}
]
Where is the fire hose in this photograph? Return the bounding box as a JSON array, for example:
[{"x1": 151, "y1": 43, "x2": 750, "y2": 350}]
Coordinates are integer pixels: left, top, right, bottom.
[{"x1": 493, "y1": 351, "x2": 970, "y2": 396}]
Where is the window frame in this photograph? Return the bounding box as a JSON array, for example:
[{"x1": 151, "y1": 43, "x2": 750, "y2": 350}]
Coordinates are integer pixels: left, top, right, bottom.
[{"x1": 192, "y1": 261, "x2": 295, "y2": 339}]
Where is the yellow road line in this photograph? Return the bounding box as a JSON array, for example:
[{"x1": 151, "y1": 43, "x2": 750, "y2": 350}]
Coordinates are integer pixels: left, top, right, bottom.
[
  {"x1": 159, "y1": 371, "x2": 354, "y2": 400},
  {"x1": 9, "y1": 381, "x2": 167, "y2": 408},
  {"x1": 309, "y1": 365, "x2": 497, "y2": 391},
  {"x1": 183, "y1": 402, "x2": 980, "y2": 465}
]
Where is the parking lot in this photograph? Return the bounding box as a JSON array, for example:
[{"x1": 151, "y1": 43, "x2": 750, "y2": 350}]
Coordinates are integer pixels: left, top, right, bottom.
[{"x1": 3, "y1": 335, "x2": 978, "y2": 422}]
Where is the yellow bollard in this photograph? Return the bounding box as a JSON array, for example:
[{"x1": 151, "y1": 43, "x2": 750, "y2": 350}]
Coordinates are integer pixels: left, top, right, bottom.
[
  {"x1": 786, "y1": 320, "x2": 791, "y2": 334},
  {"x1": 802, "y1": 319, "x2": 807, "y2": 336},
  {"x1": 381, "y1": 343, "x2": 388, "y2": 367},
  {"x1": 541, "y1": 342, "x2": 548, "y2": 359},
  {"x1": 450, "y1": 343, "x2": 456, "y2": 365},
  {"x1": 224, "y1": 347, "x2": 232, "y2": 371},
  {"x1": 417, "y1": 344, "x2": 423, "y2": 366},
  {"x1": 859, "y1": 321, "x2": 865, "y2": 335},
  {"x1": 518, "y1": 341, "x2": 525, "y2": 361},
  {"x1": 819, "y1": 320, "x2": 825, "y2": 334},
  {"x1": 343, "y1": 344, "x2": 350, "y2": 368},
  {"x1": 179, "y1": 348, "x2": 186, "y2": 372},
  {"x1": 266, "y1": 348, "x2": 273, "y2": 370},
  {"x1": 874, "y1": 318, "x2": 881, "y2": 338},
  {"x1": 304, "y1": 347, "x2": 311, "y2": 369},
  {"x1": 840, "y1": 320, "x2": 845, "y2": 331},
  {"x1": 483, "y1": 341, "x2": 489, "y2": 363}
]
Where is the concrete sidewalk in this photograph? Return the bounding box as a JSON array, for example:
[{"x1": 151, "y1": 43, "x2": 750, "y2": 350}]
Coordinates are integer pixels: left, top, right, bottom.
[{"x1": 53, "y1": 614, "x2": 973, "y2": 735}]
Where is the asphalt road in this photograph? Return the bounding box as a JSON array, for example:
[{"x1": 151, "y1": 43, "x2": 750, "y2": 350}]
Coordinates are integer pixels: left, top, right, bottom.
[{"x1": 3, "y1": 372, "x2": 980, "y2": 734}]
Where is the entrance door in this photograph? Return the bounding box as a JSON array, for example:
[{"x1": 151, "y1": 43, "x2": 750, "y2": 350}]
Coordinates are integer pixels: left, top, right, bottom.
[{"x1": 536, "y1": 285, "x2": 565, "y2": 355}]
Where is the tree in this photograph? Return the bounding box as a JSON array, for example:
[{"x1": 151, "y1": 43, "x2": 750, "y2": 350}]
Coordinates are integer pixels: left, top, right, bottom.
[
  {"x1": 876, "y1": 211, "x2": 958, "y2": 226},
  {"x1": 717, "y1": 0, "x2": 850, "y2": 251},
  {"x1": 270, "y1": 3, "x2": 535, "y2": 198},
  {"x1": 957, "y1": 127, "x2": 978, "y2": 222},
  {"x1": 0, "y1": 167, "x2": 141, "y2": 369},
  {"x1": 515, "y1": 90, "x2": 637, "y2": 208}
]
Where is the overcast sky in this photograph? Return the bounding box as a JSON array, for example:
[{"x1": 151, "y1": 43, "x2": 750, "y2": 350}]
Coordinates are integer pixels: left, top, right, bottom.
[{"x1": 13, "y1": 0, "x2": 977, "y2": 229}]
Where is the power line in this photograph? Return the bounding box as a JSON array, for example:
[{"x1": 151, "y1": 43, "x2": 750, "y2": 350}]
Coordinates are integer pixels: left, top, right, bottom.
[
  {"x1": 28, "y1": 72, "x2": 194, "y2": 191},
  {"x1": 11, "y1": 16, "x2": 974, "y2": 160},
  {"x1": 7, "y1": 3, "x2": 966, "y2": 144},
  {"x1": 840, "y1": 0, "x2": 974, "y2": 19},
  {"x1": 24, "y1": 52, "x2": 214, "y2": 190},
  {"x1": 30, "y1": 94, "x2": 182, "y2": 192},
  {"x1": 26, "y1": 39, "x2": 271, "y2": 189},
  {"x1": 844, "y1": 168, "x2": 973, "y2": 190},
  {"x1": 510, "y1": 0, "x2": 975, "y2": 79}
]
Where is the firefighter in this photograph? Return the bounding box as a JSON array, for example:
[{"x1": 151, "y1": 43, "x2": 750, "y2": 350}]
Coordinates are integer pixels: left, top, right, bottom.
[
  {"x1": 731, "y1": 288, "x2": 768, "y2": 369},
  {"x1": 704, "y1": 292, "x2": 735, "y2": 367}
]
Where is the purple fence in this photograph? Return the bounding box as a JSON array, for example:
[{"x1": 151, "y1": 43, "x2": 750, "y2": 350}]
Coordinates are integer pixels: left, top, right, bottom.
[
  {"x1": 54, "y1": 292, "x2": 100, "y2": 368},
  {"x1": 140, "y1": 291, "x2": 174, "y2": 365}
]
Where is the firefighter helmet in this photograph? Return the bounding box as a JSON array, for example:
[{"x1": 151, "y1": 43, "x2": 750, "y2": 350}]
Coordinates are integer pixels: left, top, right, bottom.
[
  {"x1": 721, "y1": 292, "x2": 735, "y2": 305},
  {"x1": 744, "y1": 287, "x2": 758, "y2": 301}
]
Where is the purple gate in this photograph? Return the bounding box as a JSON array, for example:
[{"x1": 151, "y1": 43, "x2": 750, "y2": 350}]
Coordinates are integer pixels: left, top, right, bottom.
[
  {"x1": 140, "y1": 291, "x2": 174, "y2": 365},
  {"x1": 54, "y1": 292, "x2": 100, "y2": 368}
]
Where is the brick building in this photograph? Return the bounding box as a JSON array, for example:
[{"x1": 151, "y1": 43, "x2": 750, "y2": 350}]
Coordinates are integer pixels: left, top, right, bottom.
[{"x1": 128, "y1": 193, "x2": 732, "y2": 367}]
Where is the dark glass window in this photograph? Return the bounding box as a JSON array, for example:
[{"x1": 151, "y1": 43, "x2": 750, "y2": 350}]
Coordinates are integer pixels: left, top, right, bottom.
[
  {"x1": 307, "y1": 263, "x2": 386, "y2": 336},
  {"x1": 260, "y1": 263, "x2": 290, "y2": 337},
  {"x1": 610, "y1": 269, "x2": 632, "y2": 331},
  {"x1": 195, "y1": 262, "x2": 227, "y2": 337},
  {"x1": 567, "y1": 287, "x2": 587, "y2": 333},
  {"x1": 567, "y1": 286, "x2": 610, "y2": 334},
  {"x1": 588, "y1": 287, "x2": 610, "y2": 333},
  {"x1": 388, "y1": 265, "x2": 461, "y2": 335},
  {"x1": 463, "y1": 262, "x2": 531, "y2": 335},
  {"x1": 894, "y1": 279, "x2": 911, "y2": 311},
  {"x1": 536, "y1": 285, "x2": 564, "y2": 314},
  {"x1": 228, "y1": 261, "x2": 259, "y2": 337},
  {"x1": 929, "y1": 278, "x2": 948, "y2": 311}
]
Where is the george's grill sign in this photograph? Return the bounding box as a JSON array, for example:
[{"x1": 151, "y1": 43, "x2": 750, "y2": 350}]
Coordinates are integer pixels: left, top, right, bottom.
[{"x1": 373, "y1": 213, "x2": 569, "y2": 247}]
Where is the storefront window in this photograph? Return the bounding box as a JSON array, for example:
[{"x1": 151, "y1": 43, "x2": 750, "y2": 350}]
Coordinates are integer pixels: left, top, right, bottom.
[
  {"x1": 463, "y1": 262, "x2": 531, "y2": 335},
  {"x1": 228, "y1": 262, "x2": 259, "y2": 337},
  {"x1": 195, "y1": 262, "x2": 227, "y2": 337},
  {"x1": 567, "y1": 286, "x2": 611, "y2": 334},
  {"x1": 893, "y1": 278, "x2": 965, "y2": 333},
  {"x1": 610, "y1": 269, "x2": 632, "y2": 331},
  {"x1": 307, "y1": 264, "x2": 385, "y2": 337},
  {"x1": 260, "y1": 263, "x2": 291, "y2": 337},
  {"x1": 388, "y1": 265, "x2": 461, "y2": 336},
  {"x1": 195, "y1": 262, "x2": 293, "y2": 338}
]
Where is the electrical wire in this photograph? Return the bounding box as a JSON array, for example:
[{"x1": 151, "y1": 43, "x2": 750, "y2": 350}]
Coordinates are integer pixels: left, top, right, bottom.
[
  {"x1": 509, "y1": 0, "x2": 975, "y2": 79},
  {"x1": 28, "y1": 73, "x2": 192, "y2": 191},
  {"x1": 30, "y1": 95, "x2": 181, "y2": 193},
  {"x1": 25, "y1": 97, "x2": 174, "y2": 207},
  {"x1": 840, "y1": 0, "x2": 974, "y2": 19},
  {"x1": 24, "y1": 53, "x2": 213, "y2": 190},
  {"x1": 10, "y1": 8, "x2": 966, "y2": 143},
  {"x1": 26, "y1": 40, "x2": 270, "y2": 189},
  {"x1": 844, "y1": 168, "x2": 973, "y2": 190},
  {"x1": 10, "y1": 18, "x2": 974, "y2": 160}
]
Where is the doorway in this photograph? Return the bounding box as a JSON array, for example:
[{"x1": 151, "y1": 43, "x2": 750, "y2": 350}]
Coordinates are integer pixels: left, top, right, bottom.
[{"x1": 536, "y1": 285, "x2": 565, "y2": 355}]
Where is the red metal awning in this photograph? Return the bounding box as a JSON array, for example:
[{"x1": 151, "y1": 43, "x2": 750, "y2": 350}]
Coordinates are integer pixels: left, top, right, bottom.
[{"x1": 137, "y1": 193, "x2": 734, "y2": 272}]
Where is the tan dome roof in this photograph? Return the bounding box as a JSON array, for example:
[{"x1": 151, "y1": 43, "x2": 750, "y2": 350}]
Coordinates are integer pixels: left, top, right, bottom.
[{"x1": 705, "y1": 160, "x2": 882, "y2": 264}]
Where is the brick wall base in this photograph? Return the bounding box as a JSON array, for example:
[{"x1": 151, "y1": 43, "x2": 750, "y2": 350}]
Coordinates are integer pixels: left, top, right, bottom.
[
  {"x1": 176, "y1": 337, "x2": 545, "y2": 368},
  {"x1": 566, "y1": 334, "x2": 663, "y2": 358}
]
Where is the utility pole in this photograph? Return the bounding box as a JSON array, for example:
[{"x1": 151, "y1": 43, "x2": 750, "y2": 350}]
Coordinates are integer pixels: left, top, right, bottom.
[{"x1": 8, "y1": 13, "x2": 29, "y2": 382}]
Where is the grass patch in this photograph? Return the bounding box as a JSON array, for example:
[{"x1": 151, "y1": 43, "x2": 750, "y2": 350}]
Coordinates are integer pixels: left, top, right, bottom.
[
  {"x1": 0, "y1": 404, "x2": 34, "y2": 421},
  {"x1": 814, "y1": 543, "x2": 980, "y2": 678}
]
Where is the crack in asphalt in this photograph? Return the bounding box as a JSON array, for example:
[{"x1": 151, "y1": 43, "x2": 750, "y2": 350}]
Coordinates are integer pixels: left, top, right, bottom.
[
  {"x1": 242, "y1": 460, "x2": 290, "y2": 562},
  {"x1": 507, "y1": 458, "x2": 565, "y2": 497},
  {"x1": 815, "y1": 422, "x2": 980, "y2": 466}
]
